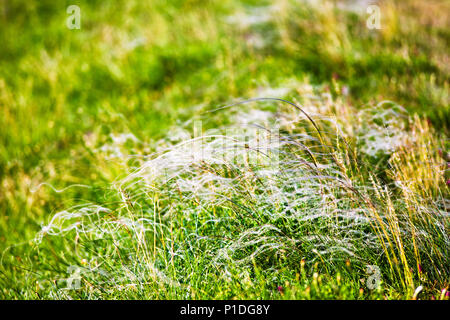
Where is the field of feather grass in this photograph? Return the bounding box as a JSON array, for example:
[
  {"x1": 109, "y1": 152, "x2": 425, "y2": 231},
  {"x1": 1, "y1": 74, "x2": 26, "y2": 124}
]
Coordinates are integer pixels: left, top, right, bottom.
[{"x1": 0, "y1": 0, "x2": 449, "y2": 300}]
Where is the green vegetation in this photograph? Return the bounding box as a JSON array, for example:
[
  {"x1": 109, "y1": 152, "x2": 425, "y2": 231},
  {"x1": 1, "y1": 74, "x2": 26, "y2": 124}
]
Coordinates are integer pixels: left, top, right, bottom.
[{"x1": 0, "y1": 0, "x2": 448, "y2": 299}]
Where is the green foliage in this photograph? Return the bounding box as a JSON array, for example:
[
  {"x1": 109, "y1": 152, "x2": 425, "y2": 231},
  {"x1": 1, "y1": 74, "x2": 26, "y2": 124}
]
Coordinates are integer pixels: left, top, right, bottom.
[{"x1": 0, "y1": 0, "x2": 448, "y2": 300}]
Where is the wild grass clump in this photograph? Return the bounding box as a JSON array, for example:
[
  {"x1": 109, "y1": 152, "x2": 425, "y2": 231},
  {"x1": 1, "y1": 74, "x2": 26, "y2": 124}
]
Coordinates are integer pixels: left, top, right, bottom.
[{"x1": 27, "y1": 88, "x2": 449, "y2": 299}]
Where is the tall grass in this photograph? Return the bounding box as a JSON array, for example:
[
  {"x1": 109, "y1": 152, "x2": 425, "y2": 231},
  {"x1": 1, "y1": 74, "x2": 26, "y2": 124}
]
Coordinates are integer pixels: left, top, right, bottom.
[
  {"x1": 1, "y1": 0, "x2": 449, "y2": 300},
  {"x1": 25, "y1": 86, "x2": 449, "y2": 299}
]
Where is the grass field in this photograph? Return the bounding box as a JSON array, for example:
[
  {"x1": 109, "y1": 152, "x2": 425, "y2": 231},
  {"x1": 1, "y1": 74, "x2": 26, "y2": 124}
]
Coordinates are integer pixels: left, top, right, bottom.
[{"x1": 0, "y1": 0, "x2": 449, "y2": 299}]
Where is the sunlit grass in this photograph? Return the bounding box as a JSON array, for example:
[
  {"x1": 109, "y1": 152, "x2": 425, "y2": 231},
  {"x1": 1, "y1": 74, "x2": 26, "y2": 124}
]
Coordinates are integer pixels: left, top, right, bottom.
[{"x1": 0, "y1": 0, "x2": 448, "y2": 300}]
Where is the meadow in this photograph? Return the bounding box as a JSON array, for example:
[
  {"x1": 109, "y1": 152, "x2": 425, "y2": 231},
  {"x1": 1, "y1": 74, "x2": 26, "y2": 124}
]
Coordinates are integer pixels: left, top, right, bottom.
[{"x1": 0, "y1": 0, "x2": 449, "y2": 299}]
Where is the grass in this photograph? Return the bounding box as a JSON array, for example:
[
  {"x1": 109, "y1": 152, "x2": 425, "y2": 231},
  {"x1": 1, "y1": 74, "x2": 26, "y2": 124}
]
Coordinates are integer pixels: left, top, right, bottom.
[{"x1": 0, "y1": 0, "x2": 449, "y2": 300}]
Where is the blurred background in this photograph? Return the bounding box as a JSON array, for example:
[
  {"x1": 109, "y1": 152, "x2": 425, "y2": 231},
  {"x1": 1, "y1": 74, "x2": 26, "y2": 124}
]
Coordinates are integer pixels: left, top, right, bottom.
[{"x1": 0, "y1": 0, "x2": 449, "y2": 296}]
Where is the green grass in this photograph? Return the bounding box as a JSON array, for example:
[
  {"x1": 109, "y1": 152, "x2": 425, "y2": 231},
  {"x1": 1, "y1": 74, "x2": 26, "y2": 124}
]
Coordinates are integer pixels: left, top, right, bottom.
[{"x1": 0, "y1": 0, "x2": 449, "y2": 300}]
